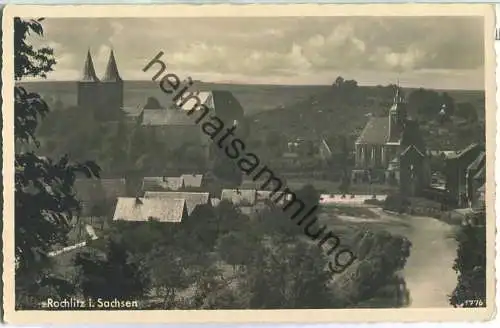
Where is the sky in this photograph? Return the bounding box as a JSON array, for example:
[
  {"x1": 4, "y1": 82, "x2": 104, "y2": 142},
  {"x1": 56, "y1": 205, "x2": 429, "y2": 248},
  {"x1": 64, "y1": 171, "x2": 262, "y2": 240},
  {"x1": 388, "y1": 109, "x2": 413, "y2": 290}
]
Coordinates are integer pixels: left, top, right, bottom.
[{"x1": 26, "y1": 16, "x2": 485, "y2": 90}]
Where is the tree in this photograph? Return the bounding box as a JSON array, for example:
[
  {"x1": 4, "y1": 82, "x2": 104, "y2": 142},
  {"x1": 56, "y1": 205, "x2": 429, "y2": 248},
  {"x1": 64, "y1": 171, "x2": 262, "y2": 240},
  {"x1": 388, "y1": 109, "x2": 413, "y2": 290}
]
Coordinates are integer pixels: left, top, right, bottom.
[
  {"x1": 333, "y1": 76, "x2": 345, "y2": 87},
  {"x1": 14, "y1": 18, "x2": 100, "y2": 307},
  {"x1": 441, "y1": 92, "x2": 455, "y2": 117},
  {"x1": 295, "y1": 184, "x2": 320, "y2": 209},
  {"x1": 243, "y1": 237, "x2": 335, "y2": 309},
  {"x1": 74, "y1": 238, "x2": 150, "y2": 301},
  {"x1": 338, "y1": 135, "x2": 352, "y2": 183},
  {"x1": 407, "y1": 88, "x2": 442, "y2": 118},
  {"x1": 212, "y1": 154, "x2": 243, "y2": 187},
  {"x1": 450, "y1": 210, "x2": 486, "y2": 307},
  {"x1": 216, "y1": 231, "x2": 258, "y2": 271},
  {"x1": 144, "y1": 245, "x2": 193, "y2": 309},
  {"x1": 455, "y1": 102, "x2": 478, "y2": 123},
  {"x1": 265, "y1": 130, "x2": 283, "y2": 156}
]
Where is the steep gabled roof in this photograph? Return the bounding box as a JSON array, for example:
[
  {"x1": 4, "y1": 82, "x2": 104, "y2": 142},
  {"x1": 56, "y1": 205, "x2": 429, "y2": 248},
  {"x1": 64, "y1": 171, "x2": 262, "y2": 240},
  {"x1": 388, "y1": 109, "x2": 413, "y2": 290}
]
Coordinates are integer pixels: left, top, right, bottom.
[
  {"x1": 80, "y1": 50, "x2": 100, "y2": 82},
  {"x1": 176, "y1": 91, "x2": 213, "y2": 111},
  {"x1": 113, "y1": 197, "x2": 187, "y2": 223},
  {"x1": 211, "y1": 90, "x2": 244, "y2": 120},
  {"x1": 467, "y1": 151, "x2": 486, "y2": 172},
  {"x1": 102, "y1": 50, "x2": 122, "y2": 82},
  {"x1": 473, "y1": 166, "x2": 486, "y2": 181},
  {"x1": 356, "y1": 117, "x2": 389, "y2": 145},
  {"x1": 400, "y1": 144, "x2": 425, "y2": 158},
  {"x1": 446, "y1": 143, "x2": 484, "y2": 160},
  {"x1": 143, "y1": 191, "x2": 210, "y2": 215}
]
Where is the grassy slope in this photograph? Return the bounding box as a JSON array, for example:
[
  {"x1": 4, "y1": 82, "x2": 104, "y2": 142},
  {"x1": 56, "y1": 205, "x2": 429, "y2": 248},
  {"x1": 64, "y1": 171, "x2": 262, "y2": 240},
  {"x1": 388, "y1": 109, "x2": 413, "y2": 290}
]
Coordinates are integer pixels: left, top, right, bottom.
[{"x1": 20, "y1": 81, "x2": 485, "y2": 151}]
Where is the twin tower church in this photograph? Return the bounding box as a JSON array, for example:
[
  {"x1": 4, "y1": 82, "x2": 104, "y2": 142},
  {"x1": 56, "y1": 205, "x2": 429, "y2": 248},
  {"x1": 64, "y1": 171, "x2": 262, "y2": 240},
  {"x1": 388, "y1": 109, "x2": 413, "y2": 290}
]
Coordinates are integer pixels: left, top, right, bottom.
[{"x1": 77, "y1": 49, "x2": 124, "y2": 121}]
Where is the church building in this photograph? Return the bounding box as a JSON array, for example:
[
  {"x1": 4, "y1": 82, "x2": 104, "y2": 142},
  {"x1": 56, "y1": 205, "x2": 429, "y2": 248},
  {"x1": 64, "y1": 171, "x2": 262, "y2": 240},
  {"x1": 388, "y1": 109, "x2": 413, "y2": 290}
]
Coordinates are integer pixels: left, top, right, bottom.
[
  {"x1": 77, "y1": 49, "x2": 124, "y2": 121},
  {"x1": 355, "y1": 86, "x2": 407, "y2": 170},
  {"x1": 354, "y1": 86, "x2": 430, "y2": 195}
]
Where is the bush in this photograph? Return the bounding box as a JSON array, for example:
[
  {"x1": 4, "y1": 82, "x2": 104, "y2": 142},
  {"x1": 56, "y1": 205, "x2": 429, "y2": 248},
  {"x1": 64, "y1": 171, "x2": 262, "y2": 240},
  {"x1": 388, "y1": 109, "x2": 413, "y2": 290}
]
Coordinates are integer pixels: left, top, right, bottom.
[
  {"x1": 382, "y1": 194, "x2": 409, "y2": 213},
  {"x1": 449, "y1": 211, "x2": 486, "y2": 307},
  {"x1": 331, "y1": 230, "x2": 412, "y2": 307}
]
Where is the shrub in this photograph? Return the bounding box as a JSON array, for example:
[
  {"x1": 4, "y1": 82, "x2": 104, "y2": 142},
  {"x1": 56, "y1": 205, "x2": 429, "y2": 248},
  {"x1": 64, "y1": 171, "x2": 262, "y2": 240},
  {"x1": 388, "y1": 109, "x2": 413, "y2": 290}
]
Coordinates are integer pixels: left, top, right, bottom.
[
  {"x1": 382, "y1": 194, "x2": 408, "y2": 213},
  {"x1": 449, "y1": 211, "x2": 486, "y2": 307}
]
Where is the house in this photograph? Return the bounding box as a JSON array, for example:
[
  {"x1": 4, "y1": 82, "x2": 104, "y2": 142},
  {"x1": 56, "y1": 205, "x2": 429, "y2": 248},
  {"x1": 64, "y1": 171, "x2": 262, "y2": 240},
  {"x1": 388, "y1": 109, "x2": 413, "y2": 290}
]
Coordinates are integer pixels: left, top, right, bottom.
[
  {"x1": 472, "y1": 184, "x2": 486, "y2": 210},
  {"x1": 444, "y1": 143, "x2": 485, "y2": 207},
  {"x1": 77, "y1": 49, "x2": 123, "y2": 121},
  {"x1": 466, "y1": 151, "x2": 486, "y2": 205},
  {"x1": 355, "y1": 86, "x2": 426, "y2": 173},
  {"x1": 140, "y1": 90, "x2": 245, "y2": 163},
  {"x1": 143, "y1": 191, "x2": 210, "y2": 215},
  {"x1": 221, "y1": 189, "x2": 257, "y2": 206},
  {"x1": 399, "y1": 145, "x2": 428, "y2": 197},
  {"x1": 113, "y1": 197, "x2": 187, "y2": 223},
  {"x1": 142, "y1": 177, "x2": 184, "y2": 192},
  {"x1": 355, "y1": 87, "x2": 406, "y2": 170}
]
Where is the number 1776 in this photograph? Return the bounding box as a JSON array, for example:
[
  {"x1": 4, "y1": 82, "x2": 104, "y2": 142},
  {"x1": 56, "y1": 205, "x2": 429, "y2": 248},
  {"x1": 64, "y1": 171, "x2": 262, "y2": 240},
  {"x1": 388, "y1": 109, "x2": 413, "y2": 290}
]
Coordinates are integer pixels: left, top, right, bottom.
[{"x1": 463, "y1": 300, "x2": 485, "y2": 307}]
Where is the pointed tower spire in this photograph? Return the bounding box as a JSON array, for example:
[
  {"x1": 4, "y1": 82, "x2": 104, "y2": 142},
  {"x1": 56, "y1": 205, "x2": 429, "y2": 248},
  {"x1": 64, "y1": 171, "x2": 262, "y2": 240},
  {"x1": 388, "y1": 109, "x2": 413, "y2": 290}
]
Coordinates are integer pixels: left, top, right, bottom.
[
  {"x1": 102, "y1": 49, "x2": 122, "y2": 82},
  {"x1": 81, "y1": 49, "x2": 99, "y2": 82}
]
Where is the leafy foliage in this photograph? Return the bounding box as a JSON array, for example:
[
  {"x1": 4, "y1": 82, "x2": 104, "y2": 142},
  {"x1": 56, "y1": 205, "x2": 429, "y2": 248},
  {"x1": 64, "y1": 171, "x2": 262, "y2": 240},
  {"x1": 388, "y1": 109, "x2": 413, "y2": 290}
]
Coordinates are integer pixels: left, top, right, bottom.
[
  {"x1": 14, "y1": 17, "x2": 101, "y2": 308},
  {"x1": 450, "y1": 210, "x2": 486, "y2": 307},
  {"x1": 14, "y1": 18, "x2": 56, "y2": 81},
  {"x1": 74, "y1": 238, "x2": 150, "y2": 301}
]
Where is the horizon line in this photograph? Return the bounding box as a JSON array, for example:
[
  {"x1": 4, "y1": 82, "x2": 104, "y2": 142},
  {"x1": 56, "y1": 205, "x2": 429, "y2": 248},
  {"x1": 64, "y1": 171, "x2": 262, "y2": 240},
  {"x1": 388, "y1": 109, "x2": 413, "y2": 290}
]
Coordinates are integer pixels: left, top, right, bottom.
[{"x1": 17, "y1": 79, "x2": 486, "y2": 92}]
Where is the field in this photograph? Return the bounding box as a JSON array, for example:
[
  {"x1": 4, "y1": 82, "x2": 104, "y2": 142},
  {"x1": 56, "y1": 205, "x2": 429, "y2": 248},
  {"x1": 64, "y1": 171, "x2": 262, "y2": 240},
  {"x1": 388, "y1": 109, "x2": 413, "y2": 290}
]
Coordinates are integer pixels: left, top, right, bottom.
[
  {"x1": 18, "y1": 81, "x2": 484, "y2": 117},
  {"x1": 21, "y1": 80, "x2": 485, "y2": 155},
  {"x1": 19, "y1": 81, "x2": 331, "y2": 116}
]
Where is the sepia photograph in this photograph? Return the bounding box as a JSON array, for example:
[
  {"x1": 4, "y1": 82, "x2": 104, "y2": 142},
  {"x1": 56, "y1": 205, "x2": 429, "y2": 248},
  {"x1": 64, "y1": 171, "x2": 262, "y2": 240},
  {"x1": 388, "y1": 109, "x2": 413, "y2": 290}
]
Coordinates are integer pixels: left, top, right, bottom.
[{"x1": 1, "y1": 3, "x2": 496, "y2": 324}]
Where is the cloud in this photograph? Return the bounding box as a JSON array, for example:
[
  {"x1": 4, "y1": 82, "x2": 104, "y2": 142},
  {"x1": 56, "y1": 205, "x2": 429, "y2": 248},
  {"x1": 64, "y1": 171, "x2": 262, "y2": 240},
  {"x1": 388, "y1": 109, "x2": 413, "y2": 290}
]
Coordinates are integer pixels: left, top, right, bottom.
[{"x1": 23, "y1": 16, "x2": 484, "y2": 89}]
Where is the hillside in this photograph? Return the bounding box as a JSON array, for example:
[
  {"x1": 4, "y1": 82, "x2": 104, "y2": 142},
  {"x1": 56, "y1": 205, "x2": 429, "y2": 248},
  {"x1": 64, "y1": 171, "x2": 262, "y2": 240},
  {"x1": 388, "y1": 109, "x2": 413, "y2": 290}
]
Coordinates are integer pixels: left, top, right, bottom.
[
  {"x1": 248, "y1": 84, "x2": 485, "y2": 151},
  {"x1": 18, "y1": 81, "x2": 330, "y2": 116}
]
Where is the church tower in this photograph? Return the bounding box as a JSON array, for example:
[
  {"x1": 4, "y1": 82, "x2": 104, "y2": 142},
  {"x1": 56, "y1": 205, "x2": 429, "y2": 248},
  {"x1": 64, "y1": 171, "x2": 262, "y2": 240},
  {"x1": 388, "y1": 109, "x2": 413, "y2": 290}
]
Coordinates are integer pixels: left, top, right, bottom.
[
  {"x1": 77, "y1": 49, "x2": 100, "y2": 109},
  {"x1": 387, "y1": 86, "x2": 407, "y2": 143},
  {"x1": 98, "y1": 49, "x2": 124, "y2": 121}
]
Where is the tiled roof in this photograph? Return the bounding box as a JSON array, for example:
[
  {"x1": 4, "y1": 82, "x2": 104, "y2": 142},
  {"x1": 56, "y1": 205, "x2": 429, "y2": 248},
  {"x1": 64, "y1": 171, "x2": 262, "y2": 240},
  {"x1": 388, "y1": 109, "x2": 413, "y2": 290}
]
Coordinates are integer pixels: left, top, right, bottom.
[
  {"x1": 180, "y1": 174, "x2": 204, "y2": 188},
  {"x1": 356, "y1": 117, "x2": 389, "y2": 145},
  {"x1": 143, "y1": 191, "x2": 210, "y2": 215},
  {"x1": 221, "y1": 189, "x2": 257, "y2": 206},
  {"x1": 177, "y1": 91, "x2": 213, "y2": 111},
  {"x1": 142, "y1": 177, "x2": 184, "y2": 191},
  {"x1": 446, "y1": 143, "x2": 484, "y2": 160},
  {"x1": 211, "y1": 90, "x2": 244, "y2": 120},
  {"x1": 113, "y1": 197, "x2": 186, "y2": 223}
]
